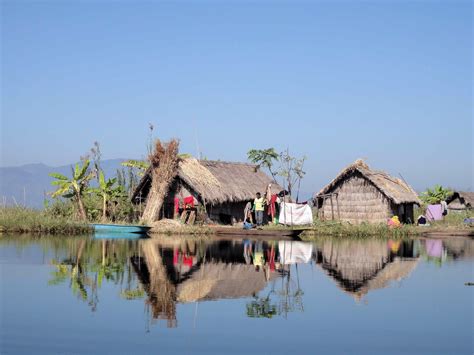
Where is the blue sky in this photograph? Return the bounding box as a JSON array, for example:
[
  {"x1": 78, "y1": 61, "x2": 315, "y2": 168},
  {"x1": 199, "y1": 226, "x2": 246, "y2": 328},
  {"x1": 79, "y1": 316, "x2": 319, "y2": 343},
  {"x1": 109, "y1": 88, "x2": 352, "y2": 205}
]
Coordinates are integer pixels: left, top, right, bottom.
[{"x1": 1, "y1": 1, "x2": 472, "y2": 196}]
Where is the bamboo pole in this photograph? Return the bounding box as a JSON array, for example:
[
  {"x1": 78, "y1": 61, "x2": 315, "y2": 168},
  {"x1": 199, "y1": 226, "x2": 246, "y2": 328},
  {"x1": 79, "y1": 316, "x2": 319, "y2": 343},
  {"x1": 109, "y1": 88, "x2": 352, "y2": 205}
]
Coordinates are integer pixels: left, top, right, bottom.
[{"x1": 330, "y1": 195, "x2": 335, "y2": 220}]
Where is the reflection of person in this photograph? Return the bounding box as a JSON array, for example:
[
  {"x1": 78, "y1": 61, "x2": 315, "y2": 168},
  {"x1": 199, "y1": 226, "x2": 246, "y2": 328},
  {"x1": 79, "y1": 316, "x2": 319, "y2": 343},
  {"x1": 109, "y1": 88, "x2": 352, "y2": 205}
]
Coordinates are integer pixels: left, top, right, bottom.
[
  {"x1": 253, "y1": 192, "x2": 265, "y2": 227},
  {"x1": 243, "y1": 240, "x2": 253, "y2": 265},
  {"x1": 266, "y1": 243, "x2": 276, "y2": 272},
  {"x1": 253, "y1": 241, "x2": 265, "y2": 271},
  {"x1": 388, "y1": 239, "x2": 401, "y2": 253}
]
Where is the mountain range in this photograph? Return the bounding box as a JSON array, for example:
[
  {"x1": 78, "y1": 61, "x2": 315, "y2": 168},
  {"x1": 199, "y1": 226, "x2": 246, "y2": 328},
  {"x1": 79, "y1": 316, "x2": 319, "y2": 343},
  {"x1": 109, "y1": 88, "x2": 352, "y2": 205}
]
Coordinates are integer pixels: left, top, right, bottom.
[{"x1": 0, "y1": 159, "x2": 128, "y2": 208}]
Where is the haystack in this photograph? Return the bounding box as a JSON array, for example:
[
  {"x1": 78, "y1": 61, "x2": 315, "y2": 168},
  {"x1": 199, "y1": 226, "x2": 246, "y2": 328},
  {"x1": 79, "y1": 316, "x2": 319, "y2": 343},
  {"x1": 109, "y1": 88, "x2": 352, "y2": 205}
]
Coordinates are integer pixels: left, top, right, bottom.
[{"x1": 141, "y1": 139, "x2": 180, "y2": 223}]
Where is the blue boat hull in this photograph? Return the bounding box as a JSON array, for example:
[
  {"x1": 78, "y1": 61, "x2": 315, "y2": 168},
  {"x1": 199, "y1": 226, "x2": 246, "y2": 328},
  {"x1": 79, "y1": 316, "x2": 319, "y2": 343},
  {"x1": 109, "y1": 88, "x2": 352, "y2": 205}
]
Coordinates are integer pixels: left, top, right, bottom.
[
  {"x1": 93, "y1": 233, "x2": 146, "y2": 240},
  {"x1": 91, "y1": 224, "x2": 151, "y2": 235}
]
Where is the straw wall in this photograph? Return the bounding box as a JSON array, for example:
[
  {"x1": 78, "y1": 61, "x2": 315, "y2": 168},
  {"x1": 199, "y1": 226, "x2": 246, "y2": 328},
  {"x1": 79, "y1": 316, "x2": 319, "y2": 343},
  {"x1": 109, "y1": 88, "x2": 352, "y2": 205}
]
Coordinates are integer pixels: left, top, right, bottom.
[{"x1": 319, "y1": 173, "x2": 391, "y2": 224}]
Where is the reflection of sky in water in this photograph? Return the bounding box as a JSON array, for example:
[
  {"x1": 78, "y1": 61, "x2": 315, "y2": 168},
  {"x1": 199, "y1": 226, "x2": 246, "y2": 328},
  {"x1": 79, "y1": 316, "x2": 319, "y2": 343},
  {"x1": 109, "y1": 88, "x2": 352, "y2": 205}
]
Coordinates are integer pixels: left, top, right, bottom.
[{"x1": 0, "y1": 236, "x2": 472, "y2": 355}]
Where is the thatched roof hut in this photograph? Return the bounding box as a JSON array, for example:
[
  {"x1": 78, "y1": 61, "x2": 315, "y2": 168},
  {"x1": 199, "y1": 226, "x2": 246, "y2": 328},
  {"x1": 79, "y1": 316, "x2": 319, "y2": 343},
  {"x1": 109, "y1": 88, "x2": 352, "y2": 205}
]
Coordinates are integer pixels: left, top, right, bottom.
[
  {"x1": 314, "y1": 160, "x2": 421, "y2": 224},
  {"x1": 176, "y1": 262, "x2": 277, "y2": 303},
  {"x1": 317, "y1": 239, "x2": 391, "y2": 291},
  {"x1": 446, "y1": 191, "x2": 474, "y2": 211},
  {"x1": 133, "y1": 158, "x2": 281, "y2": 223},
  {"x1": 442, "y1": 238, "x2": 474, "y2": 259},
  {"x1": 315, "y1": 239, "x2": 419, "y2": 300}
]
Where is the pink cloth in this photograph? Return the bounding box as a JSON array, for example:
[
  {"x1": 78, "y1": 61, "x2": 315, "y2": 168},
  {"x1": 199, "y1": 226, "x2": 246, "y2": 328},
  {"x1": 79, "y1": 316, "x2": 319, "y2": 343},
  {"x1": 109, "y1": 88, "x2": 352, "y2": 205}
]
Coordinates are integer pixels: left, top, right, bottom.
[
  {"x1": 426, "y1": 204, "x2": 443, "y2": 221},
  {"x1": 425, "y1": 239, "x2": 443, "y2": 258}
]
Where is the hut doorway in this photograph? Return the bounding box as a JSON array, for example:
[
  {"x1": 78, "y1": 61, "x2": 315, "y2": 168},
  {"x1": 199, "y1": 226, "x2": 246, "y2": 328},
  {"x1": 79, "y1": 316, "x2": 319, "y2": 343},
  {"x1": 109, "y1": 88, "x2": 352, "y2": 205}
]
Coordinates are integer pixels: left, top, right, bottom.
[{"x1": 316, "y1": 193, "x2": 340, "y2": 221}]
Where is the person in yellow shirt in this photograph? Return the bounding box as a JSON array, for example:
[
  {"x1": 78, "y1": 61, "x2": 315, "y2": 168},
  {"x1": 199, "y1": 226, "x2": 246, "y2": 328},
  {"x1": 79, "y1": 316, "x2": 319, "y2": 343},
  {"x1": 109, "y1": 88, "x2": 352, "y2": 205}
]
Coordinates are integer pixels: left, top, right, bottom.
[{"x1": 253, "y1": 192, "x2": 265, "y2": 227}]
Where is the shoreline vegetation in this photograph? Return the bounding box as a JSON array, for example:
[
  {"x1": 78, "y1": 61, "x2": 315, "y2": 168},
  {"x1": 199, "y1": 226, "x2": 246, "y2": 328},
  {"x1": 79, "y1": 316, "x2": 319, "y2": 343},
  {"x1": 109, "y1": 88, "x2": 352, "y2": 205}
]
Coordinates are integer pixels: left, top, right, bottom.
[
  {"x1": 1, "y1": 206, "x2": 471, "y2": 238},
  {"x1": 0, "y1": 207, "x2": 92, "y2": 235},
  {"x1": 1, "y1": 139, "x2": 470, "y2": 239}
]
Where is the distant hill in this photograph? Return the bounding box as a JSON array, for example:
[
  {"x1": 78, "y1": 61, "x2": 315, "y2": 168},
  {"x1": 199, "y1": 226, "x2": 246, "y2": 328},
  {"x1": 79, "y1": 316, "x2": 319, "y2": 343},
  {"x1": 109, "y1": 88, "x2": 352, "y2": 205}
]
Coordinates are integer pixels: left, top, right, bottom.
[{"x1": 0, "y1": 159, "x2": 129, "y2": 208}]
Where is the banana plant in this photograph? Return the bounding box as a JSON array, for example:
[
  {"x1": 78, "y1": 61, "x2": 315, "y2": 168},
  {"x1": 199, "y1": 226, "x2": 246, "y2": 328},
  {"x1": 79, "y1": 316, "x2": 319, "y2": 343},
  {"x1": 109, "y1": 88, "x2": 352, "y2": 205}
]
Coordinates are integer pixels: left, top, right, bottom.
[
  {"x1": 49, "y1": 160, "x2": 93, "y2": 220},
  {"x1": 121, "y1": 160, "x2": 149, "y2": 176},
  {"x1": 89, "y1": 171, "x2": 120, "y2": 222},
  {"x1": 420, "y1": 185, "x2": 453, "y2": 205}
]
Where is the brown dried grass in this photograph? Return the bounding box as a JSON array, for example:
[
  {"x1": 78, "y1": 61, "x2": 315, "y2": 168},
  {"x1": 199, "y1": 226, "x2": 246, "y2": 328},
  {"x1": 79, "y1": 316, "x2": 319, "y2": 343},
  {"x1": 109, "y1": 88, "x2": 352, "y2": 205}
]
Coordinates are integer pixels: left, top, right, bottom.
[{"x1": 141, "y1": 139, "x2": 180, "y2": 223}]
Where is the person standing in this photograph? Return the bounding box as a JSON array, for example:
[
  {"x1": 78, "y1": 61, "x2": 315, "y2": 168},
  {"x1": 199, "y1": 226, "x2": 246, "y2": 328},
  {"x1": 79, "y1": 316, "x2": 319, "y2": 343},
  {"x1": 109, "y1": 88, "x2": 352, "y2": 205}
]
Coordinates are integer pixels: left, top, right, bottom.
[{"x1": 253, "y1": 192, "x2": 265, "y2": 227}]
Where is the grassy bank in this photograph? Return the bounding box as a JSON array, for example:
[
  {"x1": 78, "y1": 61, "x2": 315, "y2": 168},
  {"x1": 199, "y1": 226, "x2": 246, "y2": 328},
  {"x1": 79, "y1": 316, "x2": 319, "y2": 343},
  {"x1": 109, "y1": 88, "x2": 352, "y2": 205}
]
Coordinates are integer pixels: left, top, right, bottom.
[
  {"x1": 149, "y1": 221, "x2": 215, "y2": 236},
  {"x1": 300, "y1": 211, "x2": 472, "y2": 240},
  {"x1": 148, "y1": 212, "x2": 472, "y2": 238},
  {"x1": 300, "y1": 221, "x2": 420, "y2": 240},
  {"x1": 0, "y1": 207, "x2": 92, "y2": 235}
]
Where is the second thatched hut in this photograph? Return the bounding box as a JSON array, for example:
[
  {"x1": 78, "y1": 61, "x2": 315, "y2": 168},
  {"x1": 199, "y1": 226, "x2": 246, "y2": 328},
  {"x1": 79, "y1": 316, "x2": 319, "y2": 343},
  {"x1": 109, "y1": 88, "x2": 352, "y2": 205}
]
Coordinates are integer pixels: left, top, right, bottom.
[
  {"x1": 445, "y1": 191, "x2": 474, "y2": 212},
  {"x1": 314, "y1": 160, "x2": 420, "y2": 224}
]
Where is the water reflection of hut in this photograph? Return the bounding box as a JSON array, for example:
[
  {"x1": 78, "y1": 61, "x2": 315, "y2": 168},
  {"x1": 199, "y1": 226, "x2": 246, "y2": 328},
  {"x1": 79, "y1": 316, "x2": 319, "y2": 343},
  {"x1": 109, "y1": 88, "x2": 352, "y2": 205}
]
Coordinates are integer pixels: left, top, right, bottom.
[
  {"x1": 435, "y1": 238, "x2": 474, "y2": 260},
  {"x1": 314, "y1": 160, "x2": 420, "y2": 224},
  {"x1": 131, "y1": 239, "x2": 282, "y2": 327},
  {"x1": 315, "y1": 239, "x2": 419, "y2": 299},
  {"x1": 177, "y1": 263, "x2": 277, "y2": 303},
  {"x1": 353, "y1": 258, "x2": 418, "y2": 297},
  {"x1": 132, "y1": 158, "x2": 280, "y2": 224}
]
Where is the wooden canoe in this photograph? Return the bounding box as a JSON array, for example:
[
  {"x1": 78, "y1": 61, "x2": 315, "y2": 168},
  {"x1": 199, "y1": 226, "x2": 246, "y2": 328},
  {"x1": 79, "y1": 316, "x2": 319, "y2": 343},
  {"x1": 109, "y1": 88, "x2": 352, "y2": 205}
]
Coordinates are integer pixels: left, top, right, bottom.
[{"x1": 421, "y1": 230, "x2": 474, "y2": 238}]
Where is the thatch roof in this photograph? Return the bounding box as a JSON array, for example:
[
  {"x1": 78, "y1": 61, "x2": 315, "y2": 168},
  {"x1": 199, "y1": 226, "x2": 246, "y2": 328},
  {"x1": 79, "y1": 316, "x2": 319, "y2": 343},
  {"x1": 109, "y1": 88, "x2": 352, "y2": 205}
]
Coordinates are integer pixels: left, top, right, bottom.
[
  {"x1": 355, "y1": 258, "x2": 419, "y2": 297},
  {"x1": 133, "y1": 158, "x2": 281, "y2": 205},
  {"x1": 319, "y1": 257, "x2": 419, "y2": 301},
  {"x1": 315, "y1": 159, "x2": 421, "y2": 205},
  {"x1": 176, "y1": 262, "x2": 277, "y2": 303},
  {"x1": 446, "y1": 191, "x2": 474, "y2": 208}
]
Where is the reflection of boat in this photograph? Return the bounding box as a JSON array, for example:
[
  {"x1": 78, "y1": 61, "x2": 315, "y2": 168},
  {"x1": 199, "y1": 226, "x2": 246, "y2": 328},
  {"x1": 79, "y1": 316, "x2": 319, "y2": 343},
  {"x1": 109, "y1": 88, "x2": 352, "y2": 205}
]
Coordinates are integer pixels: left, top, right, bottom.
[
  {"x1": 213, "y1": 227, "x2": 304, "y2": 238},
  {"x1": 93, "y1": 233, "x2": 147, "y2": 240},
  {"x1": 91, "y1": 223, "x2": 151, "y2": 234}
]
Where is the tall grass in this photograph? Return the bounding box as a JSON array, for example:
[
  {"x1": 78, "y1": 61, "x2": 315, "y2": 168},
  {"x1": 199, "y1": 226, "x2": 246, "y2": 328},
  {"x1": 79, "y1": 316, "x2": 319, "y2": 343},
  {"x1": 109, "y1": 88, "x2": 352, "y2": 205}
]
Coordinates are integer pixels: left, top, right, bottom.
[
  {"x1": 302, "y1": 208, "x2": 473, "y2": 240},
  {"x1": 301, "y1": 220, "x2": 420, "y2": 239},
  {"x1": 0, "y1": 207, "x2": 92, "y2": 235}
]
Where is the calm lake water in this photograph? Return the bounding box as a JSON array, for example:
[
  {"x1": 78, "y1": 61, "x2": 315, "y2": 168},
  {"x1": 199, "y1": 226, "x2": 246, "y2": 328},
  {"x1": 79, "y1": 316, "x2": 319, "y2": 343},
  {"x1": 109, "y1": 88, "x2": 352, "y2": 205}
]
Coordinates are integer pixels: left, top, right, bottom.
[{"x1": 1, "y1": 235, "x2": 473, "y2": 355}]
